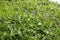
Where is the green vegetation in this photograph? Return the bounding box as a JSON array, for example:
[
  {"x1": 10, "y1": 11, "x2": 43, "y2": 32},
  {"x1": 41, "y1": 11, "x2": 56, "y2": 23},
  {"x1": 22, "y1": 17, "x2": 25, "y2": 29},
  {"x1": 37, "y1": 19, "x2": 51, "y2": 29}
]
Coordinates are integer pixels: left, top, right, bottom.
[{"x1": 0, "y1": 0, "x2": 60, "y2": 40}]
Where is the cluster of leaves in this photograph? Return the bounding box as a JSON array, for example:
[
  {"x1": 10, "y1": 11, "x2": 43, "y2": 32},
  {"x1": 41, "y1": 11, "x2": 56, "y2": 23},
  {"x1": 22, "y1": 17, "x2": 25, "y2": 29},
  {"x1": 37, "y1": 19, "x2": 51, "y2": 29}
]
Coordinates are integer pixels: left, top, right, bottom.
[{"x1": 0, "y1": 0, "x2": 60, "y2": 40}]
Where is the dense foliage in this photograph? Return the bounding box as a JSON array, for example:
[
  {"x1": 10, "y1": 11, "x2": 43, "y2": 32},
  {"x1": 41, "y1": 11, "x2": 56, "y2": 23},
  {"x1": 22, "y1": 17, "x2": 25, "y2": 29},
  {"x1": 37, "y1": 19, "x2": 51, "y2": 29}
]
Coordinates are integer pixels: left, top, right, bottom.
[{"x1": 0, "y1": 0, "x2": 60, "y2": 40}]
